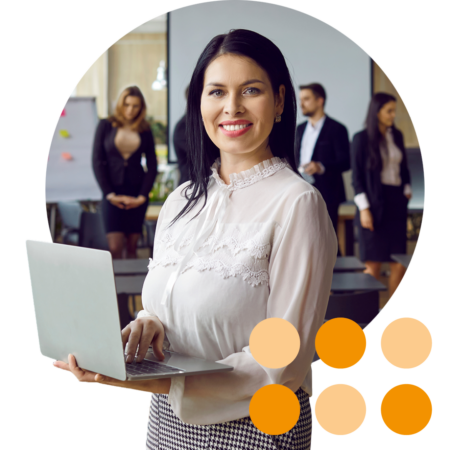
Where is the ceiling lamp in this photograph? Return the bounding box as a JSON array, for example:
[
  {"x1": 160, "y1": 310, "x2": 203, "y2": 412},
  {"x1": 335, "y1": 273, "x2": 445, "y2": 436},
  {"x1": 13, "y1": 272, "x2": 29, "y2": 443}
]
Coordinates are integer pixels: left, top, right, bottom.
[{"x1": 152, "y1": 60, "x2": 167, "y2": 91}]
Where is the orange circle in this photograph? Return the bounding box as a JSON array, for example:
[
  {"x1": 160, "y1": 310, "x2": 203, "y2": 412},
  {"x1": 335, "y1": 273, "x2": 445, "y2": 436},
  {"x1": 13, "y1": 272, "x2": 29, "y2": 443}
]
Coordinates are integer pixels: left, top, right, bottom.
[
  {"x1": 381, "y1": 384, "x2": 432, "y2": 435},
  {"x1": 315, "y1": 384, "x2": 366, "y2": 435},
  {"x1": 380, "y1": 317, "x2": 433, "y2": 370},
  {"x1": 315, "y1": 318, "x2": 366, "y2": 368},
  {"x1": 249, "y1": 318, "x2": 300, "y2": 369},
  {"x1": 249, "y1": 384, "x2": 300, "y2": 435}
]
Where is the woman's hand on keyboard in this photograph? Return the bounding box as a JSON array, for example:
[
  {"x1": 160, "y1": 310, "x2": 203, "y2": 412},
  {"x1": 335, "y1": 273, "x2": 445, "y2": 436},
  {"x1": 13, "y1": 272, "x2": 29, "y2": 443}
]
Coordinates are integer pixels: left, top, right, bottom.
[{"x1": 122, "y1": 316, "x2": 165, "y2": 364}]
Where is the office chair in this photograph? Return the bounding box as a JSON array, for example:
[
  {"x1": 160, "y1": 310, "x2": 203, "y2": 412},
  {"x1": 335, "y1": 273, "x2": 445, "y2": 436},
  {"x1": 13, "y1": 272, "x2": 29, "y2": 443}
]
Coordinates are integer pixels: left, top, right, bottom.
[
  {"x1": 57, "y1": 201, "x2": 83, "y2": 245},
  {"x1": 78, "y1": 211, "x2": 109, "y2": 251}
]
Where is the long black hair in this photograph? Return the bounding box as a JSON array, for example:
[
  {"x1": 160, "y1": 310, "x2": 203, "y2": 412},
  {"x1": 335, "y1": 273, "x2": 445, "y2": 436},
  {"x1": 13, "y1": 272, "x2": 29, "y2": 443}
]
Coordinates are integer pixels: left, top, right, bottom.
[
  {"x1": 365, "y1": 92, "x2": 397, "y2": 171},
  {"x1": 171, "y1": 29, "x2": 298, "y2": 225}
]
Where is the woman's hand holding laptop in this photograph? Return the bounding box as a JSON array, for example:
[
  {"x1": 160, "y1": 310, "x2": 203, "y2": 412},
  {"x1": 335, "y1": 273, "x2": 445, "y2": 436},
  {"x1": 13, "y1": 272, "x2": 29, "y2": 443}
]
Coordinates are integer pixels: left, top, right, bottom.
[{"x1": 53, "y1": 316, "x2": 171, "y2": 394}]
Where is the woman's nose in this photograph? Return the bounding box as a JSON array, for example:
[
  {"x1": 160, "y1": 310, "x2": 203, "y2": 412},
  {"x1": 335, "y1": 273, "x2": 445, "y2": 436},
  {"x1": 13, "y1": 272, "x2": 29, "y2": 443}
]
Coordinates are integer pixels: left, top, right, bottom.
[{"x1": 224, "y1": 93, "x2": 244, "y2": 116}]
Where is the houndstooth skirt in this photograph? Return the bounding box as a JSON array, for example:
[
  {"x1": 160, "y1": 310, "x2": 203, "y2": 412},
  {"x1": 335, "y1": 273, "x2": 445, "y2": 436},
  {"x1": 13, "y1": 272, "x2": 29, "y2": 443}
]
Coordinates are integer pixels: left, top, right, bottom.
[{"x1": 146, "y1": 388, "x2": 312, "y2": 450}]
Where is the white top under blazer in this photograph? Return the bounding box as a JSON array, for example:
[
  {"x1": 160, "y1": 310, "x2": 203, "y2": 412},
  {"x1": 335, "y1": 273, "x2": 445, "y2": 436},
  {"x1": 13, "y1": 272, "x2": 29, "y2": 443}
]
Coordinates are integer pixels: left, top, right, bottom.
[
  {"x1": 138, "y1": 157, "x2": 337, "y2": 425},
  {"x1": 298, "y1": 114, "x2": 326, "y2": 174}
]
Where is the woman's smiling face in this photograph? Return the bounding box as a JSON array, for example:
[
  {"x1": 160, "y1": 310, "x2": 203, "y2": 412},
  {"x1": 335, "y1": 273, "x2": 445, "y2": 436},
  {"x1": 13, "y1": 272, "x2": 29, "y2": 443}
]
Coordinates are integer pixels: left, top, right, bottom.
[{"x1": 200, "y1": 53, "x2": 285, "y2": 158}]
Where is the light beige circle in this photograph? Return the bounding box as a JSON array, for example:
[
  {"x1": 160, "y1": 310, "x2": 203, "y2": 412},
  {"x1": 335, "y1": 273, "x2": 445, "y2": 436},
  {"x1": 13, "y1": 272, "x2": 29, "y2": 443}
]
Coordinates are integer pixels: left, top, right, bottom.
[
  {"x1": 381, "y1": 318, "x2": 432, "y2": 368},
  {"x1": 315, "y1": 384, "x2": 366, "y2": 435},
  {"x1": 249, "y1": 318, "x2": 300, "y2": 369}
]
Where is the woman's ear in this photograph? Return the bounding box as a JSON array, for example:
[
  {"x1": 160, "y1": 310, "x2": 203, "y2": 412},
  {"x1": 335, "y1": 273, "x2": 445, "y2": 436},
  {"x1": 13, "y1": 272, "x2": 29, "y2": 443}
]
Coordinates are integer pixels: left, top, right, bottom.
[{"x1": 275, "y1": 85, "x2": 286, "y2": 115}]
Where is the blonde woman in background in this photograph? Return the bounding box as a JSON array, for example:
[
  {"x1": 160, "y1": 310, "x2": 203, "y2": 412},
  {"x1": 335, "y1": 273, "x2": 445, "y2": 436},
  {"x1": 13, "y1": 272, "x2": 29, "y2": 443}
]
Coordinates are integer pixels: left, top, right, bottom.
[{"x1": 92, "y1": 86, "x2": 158, "y2": 259}]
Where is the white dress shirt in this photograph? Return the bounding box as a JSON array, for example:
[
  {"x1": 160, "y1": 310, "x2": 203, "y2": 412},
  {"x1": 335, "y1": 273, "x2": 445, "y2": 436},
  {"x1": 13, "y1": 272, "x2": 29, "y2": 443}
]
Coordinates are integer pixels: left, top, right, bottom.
[
  {"x1": 354, "y1": 128, "x2": 412, "y2": 210},
  {"x1": 299, "y1": 115, "x2": 326, "y2": 174},
  {"x1": 138, "y1": 157, "x2": 337, "y2": 425}
]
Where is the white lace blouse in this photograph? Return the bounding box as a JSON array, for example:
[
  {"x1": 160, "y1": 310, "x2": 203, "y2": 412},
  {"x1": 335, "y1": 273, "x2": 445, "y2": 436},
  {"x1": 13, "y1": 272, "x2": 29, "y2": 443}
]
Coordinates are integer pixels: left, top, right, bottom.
[{"x1": 138, "y1": 157, "x2": 337, "y2": 425}]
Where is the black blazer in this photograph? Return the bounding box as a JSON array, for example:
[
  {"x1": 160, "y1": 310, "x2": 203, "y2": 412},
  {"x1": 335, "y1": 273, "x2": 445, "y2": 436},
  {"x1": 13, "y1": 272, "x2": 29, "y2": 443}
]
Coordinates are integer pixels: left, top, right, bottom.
[
  {"x1": 173, "y1": 114, "x2": 189, "y2": 186},
  {"x1": 92, "y1": 119, "x2": 158, "y2": 198},
  {"x1": 351, "y1": 127, "x2": 411, "y2": 226},
  {"x1": 294, "y1": 116, "x2": 350, "y2": 207}
]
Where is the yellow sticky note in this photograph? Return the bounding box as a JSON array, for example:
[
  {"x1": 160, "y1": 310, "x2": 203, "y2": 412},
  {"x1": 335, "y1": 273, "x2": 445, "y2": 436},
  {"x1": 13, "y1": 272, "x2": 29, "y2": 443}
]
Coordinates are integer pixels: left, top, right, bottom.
[{"x1": 59, "y1": 129, "x2": 70, "y2": 138}]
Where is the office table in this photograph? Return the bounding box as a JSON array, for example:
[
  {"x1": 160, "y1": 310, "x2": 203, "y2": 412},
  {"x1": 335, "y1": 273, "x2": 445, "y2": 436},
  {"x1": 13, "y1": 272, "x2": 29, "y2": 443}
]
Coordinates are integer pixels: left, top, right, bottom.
[
  {"x1": 113, "y1": 272, "x2": 385, "y2": 326},
  {"x1": 115, "y1": 272, "x2": 386, "y2": 295},
  {"x1": 333, "y1": 257, "x2": 365, "y2": 272},
  {"x1": 146, "y1": 205, "x2": 163, "y2": 221},
  {"x1": 113, "y1": 259, "x2": 149, "y2": 276},
  {"x1": 113, "y1": 256, "x2": 364, "y2": 275},
  {"x1": 115, "y1": 275, "x2": 146, "y2": 295},
  {"x1": 391, "y1": 254, "x2": 413, "y2": 269},
  {"x1": 331, "y1": 272, "x2": 387, "y2": 293}
]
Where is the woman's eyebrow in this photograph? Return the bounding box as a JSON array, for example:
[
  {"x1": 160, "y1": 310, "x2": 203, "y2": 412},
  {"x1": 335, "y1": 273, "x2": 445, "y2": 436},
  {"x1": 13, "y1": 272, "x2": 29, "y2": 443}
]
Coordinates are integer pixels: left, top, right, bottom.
[
  {"x1": 205, "y1": 79, "x2": 265, "y2": 87},
  {"x1": 241, "y1": 79, "x2": 265, "y2": 86}
]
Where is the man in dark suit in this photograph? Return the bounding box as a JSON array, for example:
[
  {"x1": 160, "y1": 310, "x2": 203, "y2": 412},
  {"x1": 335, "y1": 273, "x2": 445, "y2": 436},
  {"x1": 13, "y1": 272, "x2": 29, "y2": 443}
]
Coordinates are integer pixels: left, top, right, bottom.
[{"x1": 295, "y1": 83, "x2": 350, "y2": 252}]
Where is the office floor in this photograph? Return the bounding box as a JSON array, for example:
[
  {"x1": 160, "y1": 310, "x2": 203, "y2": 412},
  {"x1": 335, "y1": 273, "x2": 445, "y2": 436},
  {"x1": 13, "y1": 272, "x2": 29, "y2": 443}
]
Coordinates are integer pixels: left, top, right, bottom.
[{"x1": 128, "y1": 240, "x2": 418, "y2": 317}]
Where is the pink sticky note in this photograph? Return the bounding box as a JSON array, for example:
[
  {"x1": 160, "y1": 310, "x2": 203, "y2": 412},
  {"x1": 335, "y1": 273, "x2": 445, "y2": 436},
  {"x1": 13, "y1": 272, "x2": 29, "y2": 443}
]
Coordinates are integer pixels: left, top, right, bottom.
[
  {"x1": 61, "y1": 152, "x2": 73, "y2": 161},
  {"x1": 61, "y1": 109, "x2": 66, "y2": 117}
]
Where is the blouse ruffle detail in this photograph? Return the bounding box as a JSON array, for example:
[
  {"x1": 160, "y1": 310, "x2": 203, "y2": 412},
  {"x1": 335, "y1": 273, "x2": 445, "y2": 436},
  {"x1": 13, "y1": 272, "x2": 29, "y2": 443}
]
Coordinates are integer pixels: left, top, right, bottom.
[
  {"x1": 211, "y1": 157, "x2": 288, "y2": 191},
  {"x1": 148, "y1": 157, "x2": 286, "y2": 289},
  {"x1": 150, "y1": 225, "x2": 273, "y2": 288}
]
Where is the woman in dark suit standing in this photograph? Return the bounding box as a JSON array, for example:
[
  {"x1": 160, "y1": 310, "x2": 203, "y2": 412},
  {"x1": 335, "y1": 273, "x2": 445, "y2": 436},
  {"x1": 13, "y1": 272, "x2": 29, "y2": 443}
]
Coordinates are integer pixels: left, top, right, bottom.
[
  {"x1": 92, "y1": 86, "x2": 158, "y2": 259},
  {"x1": 351, "y1": 92, "x2": 412, "y2": 297}
]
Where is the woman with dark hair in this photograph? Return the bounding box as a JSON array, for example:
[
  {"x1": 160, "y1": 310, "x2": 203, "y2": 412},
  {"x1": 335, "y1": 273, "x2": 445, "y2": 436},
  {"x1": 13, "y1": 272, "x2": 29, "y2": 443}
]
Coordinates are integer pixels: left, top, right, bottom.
[
  {"x1": 92, "y1": 86, "x2": 158, "y2": 259},
  {"x1": 351, "y1": 92, "x2": 412, "y2": 296},
  {"x1": 56, "y1": 30, "x2": 336, "y2": 449}
]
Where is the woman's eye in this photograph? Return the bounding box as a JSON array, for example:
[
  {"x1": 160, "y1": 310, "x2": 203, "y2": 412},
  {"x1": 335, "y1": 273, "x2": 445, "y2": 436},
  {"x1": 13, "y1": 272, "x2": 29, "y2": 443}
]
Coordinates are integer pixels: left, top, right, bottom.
[
  {"x1": 244, "y1": 87, "x2": 260, "y2": 95},
  {"x1": 209, "y1": 90, "x2": 224, "y2": 97}
]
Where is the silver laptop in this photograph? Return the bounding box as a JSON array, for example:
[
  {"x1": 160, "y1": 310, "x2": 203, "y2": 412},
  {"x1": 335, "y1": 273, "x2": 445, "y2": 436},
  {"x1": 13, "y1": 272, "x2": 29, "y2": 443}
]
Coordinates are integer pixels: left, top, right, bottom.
[{"x1": 26, "y1": 240, "x2": 233, "y2": 381}]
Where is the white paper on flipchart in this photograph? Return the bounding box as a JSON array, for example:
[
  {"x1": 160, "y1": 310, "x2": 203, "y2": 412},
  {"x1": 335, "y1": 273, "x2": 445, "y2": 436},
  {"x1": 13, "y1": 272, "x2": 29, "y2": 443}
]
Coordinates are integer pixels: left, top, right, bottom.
[{"x1": 45, "y1": 97, "x2": 103, "y2": 203}]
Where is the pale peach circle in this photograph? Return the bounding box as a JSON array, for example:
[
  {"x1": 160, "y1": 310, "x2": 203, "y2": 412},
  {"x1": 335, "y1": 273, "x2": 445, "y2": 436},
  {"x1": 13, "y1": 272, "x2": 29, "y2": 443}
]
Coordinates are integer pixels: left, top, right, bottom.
[
  {"x1": 249, "y1": 318, "x2": 300, "y2": 369},
  {"x1": 315, "y1": 384, "x2": 366, "y2": 435},
  {"x1": 381, "y1": 318, "x2": 432, "y2": 368}
]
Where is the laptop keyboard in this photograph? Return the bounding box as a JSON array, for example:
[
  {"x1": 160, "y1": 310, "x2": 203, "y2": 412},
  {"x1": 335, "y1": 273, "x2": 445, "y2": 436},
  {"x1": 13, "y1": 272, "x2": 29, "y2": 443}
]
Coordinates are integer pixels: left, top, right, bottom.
[{"x1": 126, "y1": 358, "x2": 185, "y2": 376}]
